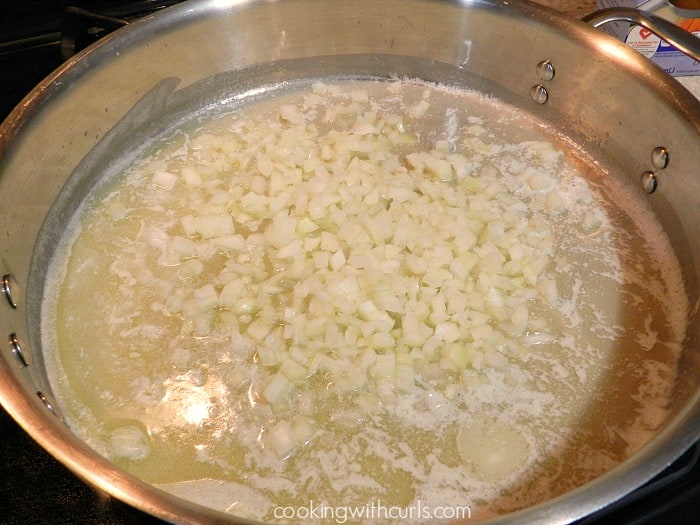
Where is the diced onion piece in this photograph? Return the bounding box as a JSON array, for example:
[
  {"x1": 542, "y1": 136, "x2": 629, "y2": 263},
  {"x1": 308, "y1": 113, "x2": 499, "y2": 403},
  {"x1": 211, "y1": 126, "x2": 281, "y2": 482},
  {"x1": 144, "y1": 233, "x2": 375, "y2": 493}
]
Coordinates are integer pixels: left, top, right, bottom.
[
  {"x1": 371, "y1": 352, "x2": 396, "y2": 383},
  {"x1": 435, "y1": 322, "x2": 460, "y2": 343},
  {"x1": 538, "y1": 278, "x2": 558, "y2": 305},
  {"x1": 193, "y1": 284, "x2": 218, "y2": 312},
  {"x1": 510, "y1": 305, "x2": 529, "y2": 331},
  {"x1": 280, "y1": 358, "x2": 309, "y2": 381},
  {"x1": 395, "y1": 353, "x2": 416, "y2": 393},
  {"x1": 181, "y1": 214, "x2": 196, "y2": 237},
  {"x1": 194, "y1": 215, "x2": 234, "y2": 239},
  {"x1": 247, "y1": 319, "x2": 271, "y2": 342},
  {"x1": 265, "y1": 211, "x2": 298, "y2": 249},
  {"x1": 263, "y1": 373, "x2": 293, "y2": 405},
  {"x1": 170, "y1": 236, "x2": 196, "y2": 257},
  {"x1": 211, "y1": 235, "x2": 247, "y2": 252},
  {"x1": 296, "y1": 217, "x2": 319, "y2": 234},
  {"x1": 268, "y1": 419, "x2": 298, "y2": 459},
  {"x1": 526, "y1": 171, "x2": 549, "y2": 191},
  {"x1": 108, "y1": 426, "x2": 150, "y2": 461},
  {"x1": 181, "y1": 166, "x2": 202, "y2": 186},
  {"x1": 456, "y1": 420, "x2": 531, "y2": 481},
  {"x1": 152, "y1": 170, "x2": 177, "y2": 189},
  {"x1": 329, "y1": 250, "x2": 346, "y2": 271},
  {"x1": 408, "y1": 99, "x2": 430, "y2": 118},
  {"x1": 291, "y1": 415, "x2": 316, "y2": 445},
  {"x1": 545, "y1": 189, "x2": 566, "y2": 211}
]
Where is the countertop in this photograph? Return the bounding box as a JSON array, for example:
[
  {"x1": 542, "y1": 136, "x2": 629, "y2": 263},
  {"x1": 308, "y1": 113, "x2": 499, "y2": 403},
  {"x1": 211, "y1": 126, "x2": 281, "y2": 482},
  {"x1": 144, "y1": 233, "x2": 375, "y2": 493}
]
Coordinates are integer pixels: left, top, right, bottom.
[
  {"x1": 678, "y1": 75, "x2": 700, "y2": 97},
  {"x1": 534, "y1": 0, "x2": 599, "y2": 17},
  {"x1": 534, "y1": 0, "x2": 700, "y2": 98}
]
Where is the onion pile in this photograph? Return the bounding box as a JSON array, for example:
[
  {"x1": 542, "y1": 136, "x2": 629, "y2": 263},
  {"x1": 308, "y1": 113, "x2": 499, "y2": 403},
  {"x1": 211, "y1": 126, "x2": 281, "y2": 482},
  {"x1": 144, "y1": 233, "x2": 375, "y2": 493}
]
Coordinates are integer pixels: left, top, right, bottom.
[{"x1": 136, "y1": 82, "x2": 566, "y2": 459}]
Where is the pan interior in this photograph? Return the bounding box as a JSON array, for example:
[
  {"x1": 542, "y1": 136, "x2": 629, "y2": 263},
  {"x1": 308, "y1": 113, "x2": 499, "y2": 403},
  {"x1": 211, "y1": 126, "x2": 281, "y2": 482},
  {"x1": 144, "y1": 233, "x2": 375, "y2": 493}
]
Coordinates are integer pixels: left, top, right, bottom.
[{"x1": 32, "y1": 56, "x2": 689, "y2": 522}]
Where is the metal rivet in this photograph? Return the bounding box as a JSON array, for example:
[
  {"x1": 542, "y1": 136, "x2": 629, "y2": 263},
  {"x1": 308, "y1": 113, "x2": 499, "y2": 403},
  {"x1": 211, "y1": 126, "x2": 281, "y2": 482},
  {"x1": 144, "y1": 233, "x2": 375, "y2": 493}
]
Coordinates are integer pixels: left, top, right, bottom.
[
  {"x1": 2, "y1": 274, "x2": 19, "y2": 309},
  {"x1": 37, "y1": 391, "x2": 59, "y2": 417},
  {"x1": 536, "y1": 60, "x2": 555, "y2": 81},
  {"x1": 651, "y1": 146, "x2": 669, "y2": 170},
  {"x1": 530, "y1": 84, "x2": 548, "y2": 104},
  {"x1": 641, "y1": 171, "x2": 658, "y2": 194},
  {"x1": 9, "y1": 333, "x2": 28, "y2": 367}
]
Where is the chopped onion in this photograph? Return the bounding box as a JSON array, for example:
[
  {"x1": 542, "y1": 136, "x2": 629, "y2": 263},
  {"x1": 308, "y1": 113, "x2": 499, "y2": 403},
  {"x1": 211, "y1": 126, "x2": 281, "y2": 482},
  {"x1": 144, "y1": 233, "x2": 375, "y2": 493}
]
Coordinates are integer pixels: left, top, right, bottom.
[
  {"x1": 267, "y1": 419, "x2": 298, "y2": 459},
  {"x1": 108, "y1": 426, "x2": 151, "y2": 461},
  {"x1": 135, "y1": 82, "x2": 568, "y2": 462}
]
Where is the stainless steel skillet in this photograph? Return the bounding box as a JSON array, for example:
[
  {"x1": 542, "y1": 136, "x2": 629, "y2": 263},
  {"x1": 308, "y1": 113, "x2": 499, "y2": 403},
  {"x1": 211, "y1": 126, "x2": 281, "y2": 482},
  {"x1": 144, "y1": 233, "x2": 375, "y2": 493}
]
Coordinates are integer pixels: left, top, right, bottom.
[{"x1": 0, "y1": 1, "x2": 699, "y2": 523}]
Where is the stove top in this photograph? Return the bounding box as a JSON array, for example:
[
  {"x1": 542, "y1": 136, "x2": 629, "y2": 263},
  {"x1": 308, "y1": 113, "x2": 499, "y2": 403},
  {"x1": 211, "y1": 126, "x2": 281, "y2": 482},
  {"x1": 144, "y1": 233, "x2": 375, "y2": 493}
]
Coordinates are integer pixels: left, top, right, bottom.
[{"x1": 1, "y1": 2, "x2": 699, "y2": 524}]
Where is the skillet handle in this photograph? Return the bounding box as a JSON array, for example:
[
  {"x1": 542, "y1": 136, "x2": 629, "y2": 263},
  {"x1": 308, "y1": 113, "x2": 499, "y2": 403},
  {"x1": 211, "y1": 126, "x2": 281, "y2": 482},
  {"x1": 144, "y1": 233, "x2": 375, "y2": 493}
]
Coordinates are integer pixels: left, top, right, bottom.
[{"x1": 582, "y1": 7, "x2": 700, "y2": 62}]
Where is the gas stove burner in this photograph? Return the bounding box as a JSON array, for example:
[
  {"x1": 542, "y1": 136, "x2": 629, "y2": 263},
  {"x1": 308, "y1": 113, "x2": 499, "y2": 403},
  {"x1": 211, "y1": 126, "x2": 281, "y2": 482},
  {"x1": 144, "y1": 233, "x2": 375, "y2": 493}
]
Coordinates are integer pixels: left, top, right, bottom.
[
  {"x1": 61, "y1": 1, "x2": 183, "y2": 58},
  {"x1": 577, "y1": 442, "x2": 700, "y2": 524}
]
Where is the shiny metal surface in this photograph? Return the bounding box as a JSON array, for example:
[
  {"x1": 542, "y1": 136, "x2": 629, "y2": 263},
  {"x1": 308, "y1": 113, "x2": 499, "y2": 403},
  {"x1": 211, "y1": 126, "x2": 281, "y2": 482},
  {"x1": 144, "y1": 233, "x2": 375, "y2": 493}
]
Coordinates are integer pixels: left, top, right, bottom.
[
  {"x1": 582, "y1": 7, "x2": 700, "y2": 61},
  {"x1": 536, "y1": 59, "x2": 556, "y2": 81},
  {"x1": 9, "y1": 333, "x2": 28, "y2": 367},
  {"x1": 0, "y1": 1, "x2": 699, "y2": 524},
  {"x1": 530, "y1": 83, "x2": 550, "y2": 104},
  {"x1": 36, "y1": 390, "x2": 60, "y2": 418},
  {"x1": 2, "y1": 274, "x2": 19, "y2": 309},
  {"x1": 651, "y1": 146, "x2": 670, "y2": 170},
  {"x1": 640, "y1": 170, "x2": 659, "y2": 194}
]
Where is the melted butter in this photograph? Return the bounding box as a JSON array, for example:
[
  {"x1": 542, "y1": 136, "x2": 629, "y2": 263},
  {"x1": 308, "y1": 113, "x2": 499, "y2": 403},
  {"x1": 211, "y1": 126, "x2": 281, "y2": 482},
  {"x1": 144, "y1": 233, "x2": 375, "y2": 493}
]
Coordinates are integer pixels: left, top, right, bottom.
[{"x1": 41, "y1": 80, "x2": 688, "y2": 522}]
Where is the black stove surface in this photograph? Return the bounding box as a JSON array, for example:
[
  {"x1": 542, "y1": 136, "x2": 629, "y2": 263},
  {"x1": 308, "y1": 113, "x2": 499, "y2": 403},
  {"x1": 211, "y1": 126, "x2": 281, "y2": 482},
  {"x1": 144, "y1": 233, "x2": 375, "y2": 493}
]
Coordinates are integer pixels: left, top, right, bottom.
[{"x1": 1, "y1": 1, "x2": 699, "y2": 524}]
